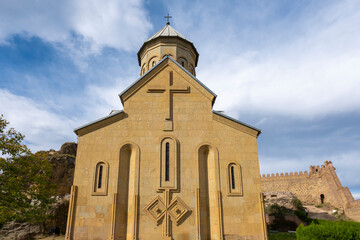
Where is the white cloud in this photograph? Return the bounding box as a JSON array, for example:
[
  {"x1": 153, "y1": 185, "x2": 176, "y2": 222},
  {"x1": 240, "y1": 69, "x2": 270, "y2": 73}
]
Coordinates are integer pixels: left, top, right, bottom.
[
  {"x1": 81, "y1": 79, "x2": 129, "y2": 118},
  {"x1": 187, "y1": 1, "x2": 360, "y2": 118},
  {"x1": 0, "y1": 76, "x2": 131, "y2": 152},
  {"x1": 0, "y1": 89, "x2": 77, "y2": 151},
  {"x1": 0, "y1": 0, "x2": 152, "y2": 52},
  {"x1": 353, "y1": 193, "x2": 360, "y2": 200}
]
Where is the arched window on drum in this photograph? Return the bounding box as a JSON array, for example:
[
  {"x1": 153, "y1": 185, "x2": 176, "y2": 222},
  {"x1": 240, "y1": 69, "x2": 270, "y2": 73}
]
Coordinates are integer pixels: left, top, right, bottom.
[{"x1": 178, "y1": 57, "x2": 188, "y2": 69}]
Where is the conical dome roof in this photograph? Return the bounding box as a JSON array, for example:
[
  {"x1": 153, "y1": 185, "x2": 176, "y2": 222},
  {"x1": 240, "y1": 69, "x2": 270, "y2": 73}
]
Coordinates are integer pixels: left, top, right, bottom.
[{"x1": 146, "y1": 23, "x2": 188, "y2": 42}]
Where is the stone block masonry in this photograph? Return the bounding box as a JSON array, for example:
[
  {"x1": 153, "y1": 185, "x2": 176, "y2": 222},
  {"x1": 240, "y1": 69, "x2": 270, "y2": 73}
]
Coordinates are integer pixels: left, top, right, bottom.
[{"x1": 261, "y1": 161, "x2": 360, "y2": 221}]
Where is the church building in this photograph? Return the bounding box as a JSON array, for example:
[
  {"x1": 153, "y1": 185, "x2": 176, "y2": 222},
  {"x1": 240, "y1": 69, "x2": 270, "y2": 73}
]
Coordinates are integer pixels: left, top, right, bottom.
[{"x1": 66, "y1": 21, "x2": 267, "y2": 240}]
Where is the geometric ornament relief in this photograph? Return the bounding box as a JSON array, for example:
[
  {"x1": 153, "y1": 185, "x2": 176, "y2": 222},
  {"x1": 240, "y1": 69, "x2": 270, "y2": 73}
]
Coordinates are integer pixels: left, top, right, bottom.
[
  {"x1": 145, "y1": 194, "x2": 191, "y2": 226},
  {"x1": 145, "y1": 196, "x2": 167, "y2": 225},
  {"x1": 167, "y1": 196, "x2": 191, "y2": 225}
]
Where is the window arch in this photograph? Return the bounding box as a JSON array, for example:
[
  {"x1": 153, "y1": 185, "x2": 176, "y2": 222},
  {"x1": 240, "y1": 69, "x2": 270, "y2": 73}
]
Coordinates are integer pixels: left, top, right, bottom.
[
  {"x1": 141, "y1": 64, "x2": 146, "y2": 75},
  {"x1": 178, "y1": 57, "x2": 188, "y2": 69},
  {"x1": 92, "y1": 161, "x2": 109, "y2": 196},
  {"x1": 227, "y1": 162, "x2": 243, "y2": 196},
  {"x1": 189, "y1": 64, "x2": 195, "y2": 76},
  {"x1": 148, "y1": 56, "x2": 159, "y2": 70}
]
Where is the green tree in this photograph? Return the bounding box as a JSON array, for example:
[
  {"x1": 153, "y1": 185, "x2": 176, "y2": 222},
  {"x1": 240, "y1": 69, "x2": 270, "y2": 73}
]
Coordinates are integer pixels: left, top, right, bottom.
[{"x1": 0, "y1": 114, "x2": 55, "y2": 225}]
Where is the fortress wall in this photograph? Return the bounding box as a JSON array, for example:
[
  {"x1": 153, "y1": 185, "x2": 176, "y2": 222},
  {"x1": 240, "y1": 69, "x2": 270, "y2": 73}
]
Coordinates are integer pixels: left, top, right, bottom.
[
  {"x1": 261, "y1": 171, "x2": 323, "y2": 205},
  {"x1": 260, "y1": 161, "x2": 355, "y2": 209},
  {"x1": 345, "y1": 206, "x2": 360, "y2": 222},
  {"x1": 347, "y1": 199, "x2": 360, "y2": 209}
]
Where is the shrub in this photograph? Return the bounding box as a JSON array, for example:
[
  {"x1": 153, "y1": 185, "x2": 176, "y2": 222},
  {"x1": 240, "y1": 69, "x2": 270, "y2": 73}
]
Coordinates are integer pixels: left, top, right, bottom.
[
  {"x1": 296, "y1": 220, "x2": 360, "y2": 240},
  {"x1": 267, "y1": 204, "x2": 288, "y2": 216},
  {"x1": 294, "y1": 210, "x2": 307, "y2": 219},
  {"x1": 292, "y1": 198, "x2": 305, "y2": 211}
]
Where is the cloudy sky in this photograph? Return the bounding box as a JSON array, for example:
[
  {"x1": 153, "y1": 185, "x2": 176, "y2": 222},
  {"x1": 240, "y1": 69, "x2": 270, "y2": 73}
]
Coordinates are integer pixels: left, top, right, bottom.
[{"x1": 0, "y1": 0, "x2": 359, "y2": 199}]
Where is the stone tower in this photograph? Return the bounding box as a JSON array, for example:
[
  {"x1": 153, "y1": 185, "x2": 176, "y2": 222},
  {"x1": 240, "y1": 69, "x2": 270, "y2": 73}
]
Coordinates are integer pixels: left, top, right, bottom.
[{"x1": 66, "y1": 22, "x2": 268, "y2": 240}]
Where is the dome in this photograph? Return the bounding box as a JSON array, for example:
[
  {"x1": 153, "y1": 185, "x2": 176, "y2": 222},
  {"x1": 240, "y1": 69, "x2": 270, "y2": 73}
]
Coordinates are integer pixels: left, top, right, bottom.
[
  {"x1": 137, "y1": 23, "x2": 199, "y2": 76},
  {"x1": 146, "y1": 23, "x2": 188, "y2": 42}
]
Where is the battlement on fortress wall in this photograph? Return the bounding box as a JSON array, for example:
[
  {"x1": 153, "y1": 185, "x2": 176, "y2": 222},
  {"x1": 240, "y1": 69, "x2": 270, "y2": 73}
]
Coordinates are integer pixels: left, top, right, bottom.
[
  {"x1": 261, "y1": 161, "x2": 334, "y2": 180},
  {"x1": 261, "y1": 170, "x2": 309, "y2": 180}
]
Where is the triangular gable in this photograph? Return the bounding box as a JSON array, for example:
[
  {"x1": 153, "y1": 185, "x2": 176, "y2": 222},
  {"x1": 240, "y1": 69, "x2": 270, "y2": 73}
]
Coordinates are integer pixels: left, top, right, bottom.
[
  {"x1": 74, "y1": 110, "x2": 127, "y2": 136},
  {"x1": 212, "y1": 111, "x2": 261, "y2": 138},
  {"x1": 119, "y1": 55, "x2": 217, "y2": 106}
]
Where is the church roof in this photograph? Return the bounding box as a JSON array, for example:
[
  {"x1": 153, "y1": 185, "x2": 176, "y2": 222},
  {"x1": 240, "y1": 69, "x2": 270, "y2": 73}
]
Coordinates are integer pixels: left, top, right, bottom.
[
  {"x1": 74, "y1": 57, "x2": 261, "y2": 138},
  {"x1": 119, "y1": 55, "x2": 217, "y2": 105},
  {"x1": 73, "y1": 110, "x2": 125, "y2": 135},
  {"x1": 146, "y1": 24, "x2": 188, "y2": 42},
  {"x1": 212, "y1": 110, "x2": 261, "y2": 136}
]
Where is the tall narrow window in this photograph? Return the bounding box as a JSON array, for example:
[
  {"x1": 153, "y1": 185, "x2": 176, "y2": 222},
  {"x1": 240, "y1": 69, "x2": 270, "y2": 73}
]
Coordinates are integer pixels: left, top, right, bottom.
[
  {"x1": 98, "y1": 165, "x2": 103, "y2": 188},
  {"x1": 92, "y1": 162, "x2": 109, "y2": 196},
  {"x1": 231, "y1": 165, "x2": 235, "y2": 189},
  {"x1": 165, "y1": 142, "x2": 170, "y2": 181},
  {"x1": 152, "y1": 61, "x2": 156, "y2": 67},
  {"x1": 227, "y1": 162, "x2": 243, "y2": 196},
  {"x1": 160, "y1": 137, "x2": 178, "y2": 190}
]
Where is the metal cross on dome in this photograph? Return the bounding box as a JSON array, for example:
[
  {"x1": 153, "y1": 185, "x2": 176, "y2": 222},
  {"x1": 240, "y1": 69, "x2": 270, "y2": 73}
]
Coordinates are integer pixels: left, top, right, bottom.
[{"x1": 164, "y1": 13, "x2": 172, "y2": 25}]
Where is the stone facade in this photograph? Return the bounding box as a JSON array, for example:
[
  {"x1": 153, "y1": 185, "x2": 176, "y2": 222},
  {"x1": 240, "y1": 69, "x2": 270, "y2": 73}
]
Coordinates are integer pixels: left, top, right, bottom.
[
  {"x1": 65, "y1": 24, "x2": 267, "y2": 240},
  {"x1": 261, "y1": 161, "x2": 360, "y2": 221}
]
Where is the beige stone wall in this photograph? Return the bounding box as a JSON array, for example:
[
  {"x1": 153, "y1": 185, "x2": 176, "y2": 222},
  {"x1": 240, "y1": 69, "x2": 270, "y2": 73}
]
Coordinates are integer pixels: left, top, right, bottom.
[
  {"x1": 261, "y1": 161, "x2": 356, "y2": 210},
  {"x1": 67, "y1": 58, "x2": 267, "y2": 239},
  {"x1": 345, "y1": 204, "x2": 360, "y2": 222}
]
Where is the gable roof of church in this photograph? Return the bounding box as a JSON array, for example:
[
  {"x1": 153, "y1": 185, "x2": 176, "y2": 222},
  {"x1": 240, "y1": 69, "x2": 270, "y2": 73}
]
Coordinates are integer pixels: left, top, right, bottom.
[
  {"x1": 74, "y1": 110, "x2": 126, "y2": 136},
  {"x1": 212, "y1": 110, "x2": 261, "y2": 137},
  {"x1": 119, "y1": 55, "x2": 217, "y2": 106},
  {"x1": 74, "y1": 56, "x2": 261, "y2": 137}
]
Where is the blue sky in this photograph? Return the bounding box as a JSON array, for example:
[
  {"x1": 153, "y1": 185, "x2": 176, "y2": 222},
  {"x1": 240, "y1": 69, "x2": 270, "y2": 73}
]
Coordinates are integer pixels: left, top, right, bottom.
[{"x1": 0, "y1": 0, "x2": 359, "y2": 199}]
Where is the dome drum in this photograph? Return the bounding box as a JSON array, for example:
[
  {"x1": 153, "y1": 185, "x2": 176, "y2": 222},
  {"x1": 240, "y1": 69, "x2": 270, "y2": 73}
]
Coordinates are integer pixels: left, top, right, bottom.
[{"x1": 137, "y1": 24, "x2": 199, "y2": 76}]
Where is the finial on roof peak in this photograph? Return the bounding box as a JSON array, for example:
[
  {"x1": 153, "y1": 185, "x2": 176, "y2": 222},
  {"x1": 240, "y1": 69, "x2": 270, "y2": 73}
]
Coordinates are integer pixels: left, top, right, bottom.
[{"x1": 164, "y1": 13, "x2": 172, "y2": 25}]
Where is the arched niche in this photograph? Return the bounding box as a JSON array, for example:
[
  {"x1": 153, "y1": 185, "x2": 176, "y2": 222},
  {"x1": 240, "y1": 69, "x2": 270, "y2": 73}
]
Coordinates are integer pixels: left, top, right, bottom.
[
  {"x1": 141, "y1": 63, "x2": 147, "y2": 76},
  {"x1": 196, "y1": 144, "x2": 223, "y2": 240},
  {"x1": 189, "y1": 64, "x2": 195, "y2": 76},
  {"x1": 114, "y1": 142, "x2": 140, "y2": 240}
]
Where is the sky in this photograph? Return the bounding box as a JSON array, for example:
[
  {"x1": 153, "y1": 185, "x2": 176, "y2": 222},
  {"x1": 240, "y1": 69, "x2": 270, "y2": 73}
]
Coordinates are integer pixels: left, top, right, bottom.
[{"x1": 0, "y1": 0, "x2": 359, "y2": 199}]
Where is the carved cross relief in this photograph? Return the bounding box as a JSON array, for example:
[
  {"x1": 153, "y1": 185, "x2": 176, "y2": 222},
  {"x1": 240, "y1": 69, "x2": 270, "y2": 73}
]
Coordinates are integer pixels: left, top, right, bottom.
[
  {"x1": 147, "y1": 71, "x2": 190, "y2": 131},
  {"x1": 145, "y1": 190, "x2": 191, "y2": 239}
]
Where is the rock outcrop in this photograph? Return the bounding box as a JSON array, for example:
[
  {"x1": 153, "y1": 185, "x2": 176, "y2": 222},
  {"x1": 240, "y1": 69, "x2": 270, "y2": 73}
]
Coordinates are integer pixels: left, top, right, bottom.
[
  {"x1": 48, "y1": 143, "x2": 76, "y2": 196},
  {"x1": 263, "y1": 191, "x2": 297, "y2": 209},
  {"x1": 0, "y1": 222, "x2": 43, "y2": 240}
]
